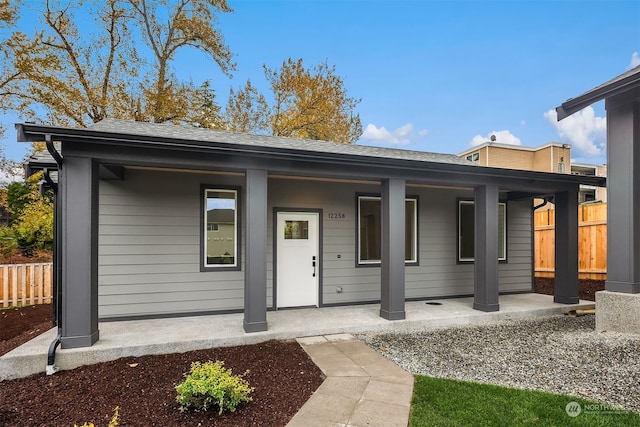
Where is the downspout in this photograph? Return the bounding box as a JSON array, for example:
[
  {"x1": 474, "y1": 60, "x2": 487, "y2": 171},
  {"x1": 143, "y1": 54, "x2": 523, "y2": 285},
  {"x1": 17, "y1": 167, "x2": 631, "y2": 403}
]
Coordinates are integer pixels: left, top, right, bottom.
[{"x1": 44, "y1": 135, "x2": 62, "y2": 375}]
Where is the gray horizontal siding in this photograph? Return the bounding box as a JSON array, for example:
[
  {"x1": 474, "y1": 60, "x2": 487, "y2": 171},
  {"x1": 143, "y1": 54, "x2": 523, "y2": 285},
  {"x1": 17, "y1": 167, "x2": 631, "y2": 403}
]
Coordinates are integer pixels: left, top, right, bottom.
[
  {"x1": 269, "y1": 181, "x2": 533, "y2": 306},
  {"x1": 98, "y1": 169, "x2": 533, "y2": 319},
  {"x1": 98, "y1": 169, "x2": 248, "y2": 318}
]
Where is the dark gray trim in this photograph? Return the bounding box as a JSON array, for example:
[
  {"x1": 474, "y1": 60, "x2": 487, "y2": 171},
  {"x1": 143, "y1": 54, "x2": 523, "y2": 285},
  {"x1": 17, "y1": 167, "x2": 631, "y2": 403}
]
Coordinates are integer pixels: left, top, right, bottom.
[
  {"x1": 530, "y1": 199, "x2": 536, "y2": 293},
  {"x1": 380, "y1": 178, "x2": 406, "y2": 320},
  {"x1": 17, "y1": 123, "x2": 606, "y2": 192},
  {"x1": 355, "y1": 193, "x2": 420, "y2": 267},
  {"x1": 556, "y1": 66, "x2": 640, "y2": 120},
  {"x1": 605, "y1": 99, "x2": 640, "y2": 294},
  {"x1": 553, "y1": 189, "x2": 579, "y2": 304},
  {"x1": 272, "y1": 208, "x2": 323, "y2": 309},
  {"x1": 99, "y1": 308, "x2": 244, "y2": 322},
  {"x1": 473, "y1": 185, "x2": 500, "y2": 312},
  {"x1": 60, "y1": 156, "x2": 100, "y2": 349},
  {"x1": 243, "y1": 169, "x2": 268, "y2": 333},
  {"x1": 199, "y1": 185, "x2": 242, "y2": 272}
]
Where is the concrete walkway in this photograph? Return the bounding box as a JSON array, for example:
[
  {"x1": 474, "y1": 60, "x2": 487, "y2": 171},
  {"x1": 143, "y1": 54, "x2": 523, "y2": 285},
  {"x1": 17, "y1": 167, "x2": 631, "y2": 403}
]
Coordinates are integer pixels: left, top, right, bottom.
[
  {"x1": 0, "y1": 293, "x2": 594, "y2": 380},
  {"x1": 288, "y1": 334, "x2": 414, "y2": 427}
]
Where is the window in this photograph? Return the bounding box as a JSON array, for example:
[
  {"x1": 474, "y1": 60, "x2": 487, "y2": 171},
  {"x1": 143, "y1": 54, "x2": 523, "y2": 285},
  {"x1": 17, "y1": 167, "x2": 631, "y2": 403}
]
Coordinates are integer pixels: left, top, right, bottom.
[
  {"x1": 458, "y1": 200, "x2": 506, "y2": 262},
  {"x1": 358, "y1": 196, "x2": 418, "y2": 265},
  {"x1": 203, "y1": 188, "x2": 239, "y2": 269},
  {"x1": 284, "y1": 220, "x2": 309, "y2": 239},
  {"x1": 466, "y1": 153, "x2": 480, "y2": 163}
]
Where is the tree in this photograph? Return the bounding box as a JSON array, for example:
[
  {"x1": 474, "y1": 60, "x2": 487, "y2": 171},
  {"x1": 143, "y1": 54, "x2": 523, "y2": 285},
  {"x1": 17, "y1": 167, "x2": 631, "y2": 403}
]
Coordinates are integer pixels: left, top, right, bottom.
[
  {"x1": 0, "y1": 0, "x2": 234, "y2": 128},
  {"x1": 0, "y1": 172, "x2": 53, "y2": 258},
  {"x1": 226, "y1": 58, "x2": 362, "y2": 144}
]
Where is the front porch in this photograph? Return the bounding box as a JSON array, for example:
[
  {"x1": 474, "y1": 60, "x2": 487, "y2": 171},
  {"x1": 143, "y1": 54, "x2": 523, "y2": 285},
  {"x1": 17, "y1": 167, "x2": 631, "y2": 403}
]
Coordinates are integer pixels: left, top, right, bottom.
[{"x1": 0, "y1": 293, "x2": 594, "y2": 380}]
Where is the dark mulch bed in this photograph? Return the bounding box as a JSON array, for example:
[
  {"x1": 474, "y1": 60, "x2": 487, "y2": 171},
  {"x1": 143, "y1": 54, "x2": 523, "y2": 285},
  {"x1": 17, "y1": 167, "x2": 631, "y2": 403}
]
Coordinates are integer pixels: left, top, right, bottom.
[
  {"x1": 0, "y1": 303, "x2": 53, "y2": 356},
  {"x1": 534, "y1": 277, "x2": 605, "y2": 301},
  {"x1": 0, "y1": 305, "x2": 325, "y2": 427}
]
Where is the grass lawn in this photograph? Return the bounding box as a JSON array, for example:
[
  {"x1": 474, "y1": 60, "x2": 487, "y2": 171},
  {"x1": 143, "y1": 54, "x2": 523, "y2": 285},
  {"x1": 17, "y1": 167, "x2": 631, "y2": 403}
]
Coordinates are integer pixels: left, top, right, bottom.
[{"x1": 411, "y1": 376, "x2": 640, "y2": 427}]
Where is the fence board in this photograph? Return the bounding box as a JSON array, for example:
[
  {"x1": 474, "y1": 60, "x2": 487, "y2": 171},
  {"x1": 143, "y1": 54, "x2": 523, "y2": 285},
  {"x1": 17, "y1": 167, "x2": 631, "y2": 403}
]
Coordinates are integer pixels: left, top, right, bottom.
[
  {"x1": 535, "y1": 203, "x2": 607, "y2": 280},
  {"x1": 2, "y1": 266, "x2": 8, "y2": 308},
  {"x1": 0, "y1": 263, "x2": 53, "y2": 307}
]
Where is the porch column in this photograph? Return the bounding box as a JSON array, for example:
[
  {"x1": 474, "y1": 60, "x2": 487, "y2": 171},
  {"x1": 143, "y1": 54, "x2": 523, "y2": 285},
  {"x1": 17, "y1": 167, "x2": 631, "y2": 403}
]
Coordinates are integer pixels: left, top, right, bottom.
[
  {"x1": 380, "y1": 178, "x2": 406, "y2": 320},
  {"x1": 243, "y1": 169, "x2": 268, "y2": 332},
  {"x1": 554, "y1": 188, "x2": 579, "y2": 304},
  {"x1": 473, "y1": 184, "x2": 500, "y2": 312},
  {"x1": 605, "y1": 99, "x2": 640, "y2": 293},
  {"x1": 60, "y1": 156, "x2": 99, "y2": 348}
]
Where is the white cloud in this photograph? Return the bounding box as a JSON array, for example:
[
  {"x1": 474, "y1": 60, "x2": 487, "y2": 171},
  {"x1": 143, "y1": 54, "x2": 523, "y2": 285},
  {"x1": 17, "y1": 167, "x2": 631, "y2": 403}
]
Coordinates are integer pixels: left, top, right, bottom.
[
  {"x1": 544, "y1": 106, "x2": 606, "y2": 157},
  {"x1": 470, "y1": 130, "x2": 521, "y2": 147},
  {"x1": 361, "y1": 123, "x2": 428, "y2": 145},
  {"x1": 629, "y1": 51, "x2": 640, "y2": 69}
]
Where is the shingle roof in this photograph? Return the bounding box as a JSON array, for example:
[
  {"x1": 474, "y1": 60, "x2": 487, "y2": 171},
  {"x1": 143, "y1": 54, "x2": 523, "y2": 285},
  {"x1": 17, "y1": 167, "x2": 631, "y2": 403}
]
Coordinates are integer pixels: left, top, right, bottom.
[{"x1": 88, "y1": 118, "x2": 473, "y2": 166}]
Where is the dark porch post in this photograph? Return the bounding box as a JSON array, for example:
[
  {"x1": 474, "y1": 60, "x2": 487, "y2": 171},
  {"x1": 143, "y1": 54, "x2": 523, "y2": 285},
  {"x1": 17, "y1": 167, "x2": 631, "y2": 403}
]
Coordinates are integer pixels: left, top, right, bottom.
[
  {"x1": 380, "y1": 178, "x2": 406, "y2": 320},
  {"x1": 243, "y1": 169, "x2": 268, "y2": 332},
  {"x1": 60, "y1": 156, "x2": 99, "y2": 348},
  {"x1": 605, "y1": 99, "x2": 640, "y2": 293},
  {"x1": 554, "y1": 188, "x2": 579, "y2": 303},
  {"x1": 473, "y1": 184, "x2": 500, "y2": 312}
]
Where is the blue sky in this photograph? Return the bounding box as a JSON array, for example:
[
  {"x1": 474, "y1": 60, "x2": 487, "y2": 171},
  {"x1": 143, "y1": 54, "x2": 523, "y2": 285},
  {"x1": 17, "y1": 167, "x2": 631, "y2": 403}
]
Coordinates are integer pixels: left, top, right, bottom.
[{"x1": 2, "y1": 0, "x2": 639, "y2": 166}]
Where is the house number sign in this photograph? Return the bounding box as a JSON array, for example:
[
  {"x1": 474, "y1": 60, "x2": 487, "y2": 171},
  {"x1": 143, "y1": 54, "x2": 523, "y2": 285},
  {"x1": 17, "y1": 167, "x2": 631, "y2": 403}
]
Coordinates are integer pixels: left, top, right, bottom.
[{"x1": 327, "y1": 212, "x2": 347, "y2": 220}]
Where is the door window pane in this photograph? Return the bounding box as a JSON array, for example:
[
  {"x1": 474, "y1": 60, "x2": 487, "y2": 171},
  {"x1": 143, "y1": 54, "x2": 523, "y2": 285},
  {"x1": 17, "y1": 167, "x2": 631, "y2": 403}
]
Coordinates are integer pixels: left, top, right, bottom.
[
  {"x1": 205, "y1": 189, "x2": 237, "y2": 267},
  {"x1": 284, "y1": 220, "x2": 309, "y2": 239}
]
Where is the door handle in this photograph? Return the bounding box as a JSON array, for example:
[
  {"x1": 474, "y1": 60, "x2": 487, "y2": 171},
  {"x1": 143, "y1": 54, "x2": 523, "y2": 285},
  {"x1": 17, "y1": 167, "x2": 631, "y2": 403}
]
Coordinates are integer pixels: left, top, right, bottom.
[{"x1": 312, "y1": 256, "x2": 316, "y2": 277}]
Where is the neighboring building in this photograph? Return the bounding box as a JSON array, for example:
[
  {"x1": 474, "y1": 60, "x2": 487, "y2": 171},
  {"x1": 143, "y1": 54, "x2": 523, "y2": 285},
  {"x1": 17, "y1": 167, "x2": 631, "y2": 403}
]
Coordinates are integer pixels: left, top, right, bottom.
[
  {"x1": 19, "y1": 119, "x2": 603, "y2": 349},
  {"x1": 459, "y1": 142, "x2": 607, "y2": 204},
  {"x1": 571, "y1": 163, "x2": 607, "y2": 203},
  {"x1": 459, "y1": 142, "x2": 571, "y2": 173}
]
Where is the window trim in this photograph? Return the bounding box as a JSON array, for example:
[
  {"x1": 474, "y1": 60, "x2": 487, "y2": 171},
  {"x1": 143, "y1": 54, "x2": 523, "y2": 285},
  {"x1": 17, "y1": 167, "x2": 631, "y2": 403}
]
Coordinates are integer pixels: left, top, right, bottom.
[
  {"x1": 356, "y1": 193, "x2": 419, "y2": 267},
  {"x1": 457, "y1": 199, "x2": 507, "y2": 263},
  {"x1": 200, "y1": 185, "x2": 241, "y2": 272}
]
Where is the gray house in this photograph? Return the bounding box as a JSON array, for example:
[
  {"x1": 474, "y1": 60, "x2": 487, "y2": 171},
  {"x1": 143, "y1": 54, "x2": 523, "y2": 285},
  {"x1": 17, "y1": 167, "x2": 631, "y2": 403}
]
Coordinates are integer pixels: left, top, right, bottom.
[
  {"x1": 556, "y1": 64, "x2": 640, "y2": 333},
  {"x1": 18, "y1": 119, "x2": 604, "y2": 349}
]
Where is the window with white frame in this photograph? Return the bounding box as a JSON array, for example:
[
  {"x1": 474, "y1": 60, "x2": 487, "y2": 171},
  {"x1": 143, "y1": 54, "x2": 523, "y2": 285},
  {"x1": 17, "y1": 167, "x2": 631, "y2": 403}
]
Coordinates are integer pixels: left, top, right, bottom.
[
  {"x1": 458, "y1": 200, "x2": 506, "y2": 262},
  {"x1": 203, "y1": 188, "x2": 238, "y2": 268},
  {"x1": 466, "y1": 153, "x2": 480, "y2": 163},
  {"x1": 358, "y1": 196, "x2": 418, "y2": 265}
]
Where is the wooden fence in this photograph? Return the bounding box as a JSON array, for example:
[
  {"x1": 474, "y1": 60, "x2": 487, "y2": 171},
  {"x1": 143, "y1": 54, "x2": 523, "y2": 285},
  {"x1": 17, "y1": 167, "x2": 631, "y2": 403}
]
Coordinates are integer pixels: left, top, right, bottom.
[
  {"x1": 535, "y1": 203, "x2": 607, "y2": 280},
  {"x1": 0, "y1": 263, "x2": 53, "y2": 307}
]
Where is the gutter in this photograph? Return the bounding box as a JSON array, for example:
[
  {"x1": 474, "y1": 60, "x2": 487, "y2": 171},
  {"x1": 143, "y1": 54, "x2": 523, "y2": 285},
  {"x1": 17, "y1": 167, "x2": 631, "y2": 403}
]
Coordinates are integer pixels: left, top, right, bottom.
[{"x1": 44, "y1": 135, "x2": 62, "y2": 375}]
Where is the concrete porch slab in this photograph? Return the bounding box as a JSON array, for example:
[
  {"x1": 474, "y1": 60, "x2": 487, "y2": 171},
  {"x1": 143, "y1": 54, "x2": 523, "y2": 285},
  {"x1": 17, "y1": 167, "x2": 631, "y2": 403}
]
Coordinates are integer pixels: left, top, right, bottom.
[{"x1": 0, "y1": 293, "x2": 594, "y2": 381}]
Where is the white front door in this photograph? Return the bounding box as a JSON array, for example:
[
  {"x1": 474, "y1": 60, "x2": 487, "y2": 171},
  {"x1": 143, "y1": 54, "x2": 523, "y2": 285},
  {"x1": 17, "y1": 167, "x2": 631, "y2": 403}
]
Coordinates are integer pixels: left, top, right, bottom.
[{"x1": 276, "y1": 212, "x2": 319, "y2": 308}]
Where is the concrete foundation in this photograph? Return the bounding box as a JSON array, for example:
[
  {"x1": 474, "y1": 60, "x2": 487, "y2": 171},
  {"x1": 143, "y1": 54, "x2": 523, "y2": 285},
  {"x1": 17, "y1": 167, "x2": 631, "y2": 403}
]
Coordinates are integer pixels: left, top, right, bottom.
[{"x1": 595, "y1": 291, "x2": 640, "y2": 334}]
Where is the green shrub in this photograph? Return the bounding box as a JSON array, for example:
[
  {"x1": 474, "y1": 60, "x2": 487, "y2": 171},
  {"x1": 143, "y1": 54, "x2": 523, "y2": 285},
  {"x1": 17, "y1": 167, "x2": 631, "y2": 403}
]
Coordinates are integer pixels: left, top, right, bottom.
[
  {"x1": 175, "y1": 360, "x2": 253, "y2": 415},
  {"x1": 0, "y1": 225, "x2": 18, "y2": 258},
  {"x1": 74, "y1": 406, "x2": 119, "y2": 427}
]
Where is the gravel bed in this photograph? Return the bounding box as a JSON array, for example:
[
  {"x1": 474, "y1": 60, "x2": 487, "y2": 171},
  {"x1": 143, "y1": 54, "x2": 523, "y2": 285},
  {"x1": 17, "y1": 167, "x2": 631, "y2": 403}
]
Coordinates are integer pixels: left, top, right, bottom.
[{"x1": 356, "y1": 314, "x2": 640, "y2": 413}]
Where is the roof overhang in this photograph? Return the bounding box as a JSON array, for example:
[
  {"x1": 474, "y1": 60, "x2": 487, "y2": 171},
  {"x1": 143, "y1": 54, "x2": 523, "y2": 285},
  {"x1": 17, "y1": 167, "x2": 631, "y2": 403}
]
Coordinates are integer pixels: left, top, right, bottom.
[
  {"x1": 16, "y1": 122, "x2": 606, "y2": 192},
  {"x1": 556, "y1": 65, "x2": 640, "y2": 121}
]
